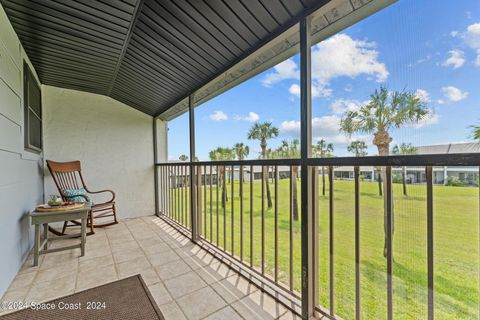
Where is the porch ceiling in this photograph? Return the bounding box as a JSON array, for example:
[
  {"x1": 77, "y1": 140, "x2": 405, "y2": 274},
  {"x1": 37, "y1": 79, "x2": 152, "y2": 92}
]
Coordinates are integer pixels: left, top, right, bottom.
[{"x1": 1, "y1": 0, "x2": 331, "y2": 117}]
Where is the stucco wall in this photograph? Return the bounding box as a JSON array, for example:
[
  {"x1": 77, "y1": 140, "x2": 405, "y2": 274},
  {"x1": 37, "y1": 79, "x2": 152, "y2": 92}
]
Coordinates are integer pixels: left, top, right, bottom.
[
  {"x1": 0, "y1": 4, "x2": 44, "y2": 296},
  {"x1": 42, "y1": 86, "x2": 167, "y2": 219}
]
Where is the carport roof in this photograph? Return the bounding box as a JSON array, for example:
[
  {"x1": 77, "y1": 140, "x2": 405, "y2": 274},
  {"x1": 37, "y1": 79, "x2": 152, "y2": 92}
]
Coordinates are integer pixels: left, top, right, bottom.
[{"x1": 1, "y1": 0, "x2": 387, "y2": 119}]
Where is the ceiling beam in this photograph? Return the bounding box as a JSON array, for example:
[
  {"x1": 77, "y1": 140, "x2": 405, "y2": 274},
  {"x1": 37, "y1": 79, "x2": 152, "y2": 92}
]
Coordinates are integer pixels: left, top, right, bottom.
[{"x1": 106, "y1": 0, "x2": 145, "y2": 96}]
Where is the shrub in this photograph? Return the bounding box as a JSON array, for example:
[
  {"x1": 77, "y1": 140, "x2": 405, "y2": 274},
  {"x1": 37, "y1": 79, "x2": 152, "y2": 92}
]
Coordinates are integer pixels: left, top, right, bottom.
[{"x1": 445, "y1": 177, "x2": 465, "y2": 187}]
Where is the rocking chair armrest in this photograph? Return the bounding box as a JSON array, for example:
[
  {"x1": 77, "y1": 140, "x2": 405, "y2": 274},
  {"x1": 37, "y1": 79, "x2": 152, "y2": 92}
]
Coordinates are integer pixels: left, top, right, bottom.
[{"x1": 86, "y1": 189, "x2": 115, "y2": 202}]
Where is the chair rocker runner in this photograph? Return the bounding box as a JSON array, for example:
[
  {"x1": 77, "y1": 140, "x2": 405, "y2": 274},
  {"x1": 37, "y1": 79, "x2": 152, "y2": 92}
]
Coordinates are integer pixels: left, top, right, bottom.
[{"x1": 46, "y1": 160, "x2": 118, "y2": 235}]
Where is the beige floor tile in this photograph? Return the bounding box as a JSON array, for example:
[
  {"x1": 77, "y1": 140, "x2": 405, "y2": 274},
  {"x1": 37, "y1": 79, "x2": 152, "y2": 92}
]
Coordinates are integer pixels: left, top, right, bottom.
[
  {"x1": 182, "y1": 251, "x2": 215, "y2": 270},
  {"x1": 155, "y1": 259, "x2": 192, "y2": 281},
  {"x1": 112, "y1": 246, "x2": 145, "y2": 264},
  {"x1": 78, "y1": 254, "x2": 114, "y2": 273},
  {"x1": 26, "y1": 274, "x2": 76, "y2": 303},
  {"x1": 164, "y1": 272, "x2": 207, "y2": 299},
  {"x1": 6, "y1": 271, "x2": 37, "y2": 291},
  {"x1": 176, "y1": 286, "x2": 227, "y2": 320},
  {"x1": 40, "y1": 251, "x2": 79, "y2": 269},
  {"x1": 3, "y1": 216, "x2": 293, "y2": 320},
  {"x1": 1, "y1": 286, "x2": 29, "y2": 303},
  {"x1": 210, "y1": 274, "x2": 258, "y2": 304},
  {"x1": 158, "y1": 301, "x2": 187, "y2": 320},
  {"x1": 116, "y1": 255, "x2": 151, "y2": 278},
  {"x1": 81, "y1": 245, "x2": 112, "y2": 261},
  {"x1": 278, "y1": 311, "x2": 302, "y2": 320},
  {"x1": 136, "y1": 267, "x2": 160, "y2": 286},
  {"x1": 148, "y1": 282, "x2": 173, "y2": 306},
  {"x1": 136, "y1": 236, "x2": 162, "y2": 248},
  {"x1": 75, "y1": 264, "x2": 118, "y2": 291},
  {"x1": 147, "y1": 249, "x2": 181, "y2": 267},
  {"x1": 142, "y1": 242, "x2": 172, "y2": 255},
  {"x1": 35, "y1": 260, "x2": 78, "y2": 283},
  {"x1": 131, "y1": 231, "x2": 158, "y2": 240},
  {"x1": 110, "y1": 240, "x2": 139, "y2": 253},
  {"x1": 203, "y1": 306, "x2": 243, "y2": 320},
  {"x1": 231, "y1": 290, "x2": 287, "y2": 320},
  {"x1": 107, "y1": 233, "x2": 135, "y2": 244}
]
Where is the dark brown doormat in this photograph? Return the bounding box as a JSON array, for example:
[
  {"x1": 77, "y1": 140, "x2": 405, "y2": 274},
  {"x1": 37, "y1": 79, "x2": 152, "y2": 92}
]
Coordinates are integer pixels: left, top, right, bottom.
[{"x1": 0, "y1": 275, "x2": 164, "y2": 320}]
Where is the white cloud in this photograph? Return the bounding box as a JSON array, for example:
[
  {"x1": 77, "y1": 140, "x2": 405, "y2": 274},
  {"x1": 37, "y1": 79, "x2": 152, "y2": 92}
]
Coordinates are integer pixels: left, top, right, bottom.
[
  {"x1": 443, "y1": 50, "x2": 465, "y2": 69},
  {"x1": 437, "y1": 99, "x2": 445, "y2": 105},
  {"x1": 310, "y1": 34, "x2": 388, "y2": 96},
  {"x1": 233, "y1": 112, "x2": 260, "y2": 122},
  {"x1": 412, "y1": 110, "x2": 439, "y2": 128},
  {"x1": 442, "y1": 86, "x2": 468, "y2": 102},
  {"x1": 330, "y1": 99, "x2": 368, "y2": 114},
  {"x1": 261, "y1": 59, "x2": 299, "y2": 87},
  {"x1": 288, "y1": 84, "x2": 321, "y2": 98},
  {"x1": 461, "y1": 22, "x2": 480, "y2": 66},
  {"x1": 451, "y1": 30, "x2": 459, "y2": 37},
  {"x1": 263, "y1": 33, "x2": 388, "y2": 97},
  {"x1": 415, "y1": 89, "x2": 431, "y2": 103},
  {"x1": 280, "y1": 115, "x2": 365, "y2": 144},
  {"x1": 288, "y1": 84, "x2": 300, "y2": 96},
  {"x1": 209, "y1": 110, "x2": 228, "y2": 121}
]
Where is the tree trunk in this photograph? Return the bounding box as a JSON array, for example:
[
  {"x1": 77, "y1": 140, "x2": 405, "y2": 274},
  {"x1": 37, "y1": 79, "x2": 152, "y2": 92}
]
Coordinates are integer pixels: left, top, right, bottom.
[
  {"x1": 221, "y1": 166, "x2": 227, "y2": 208},
  {"x1": 292, "y1": 166, "x2": 299, "y2": 220},
  {"x1": 402, "y1": 166, "x2": 407, "y2": 196},
  {"x1": 376, "y1": 142, "x2": 394, "y2": 258},
  {"x1": 377, "y1": 169, "x2": 383, "y2": 196},
  {"x1": 265, "y1": 166, "x2": 273, "y2": 208},
  {"x1": 322, "y1": 166, "x2": 326, "y2": 196}
]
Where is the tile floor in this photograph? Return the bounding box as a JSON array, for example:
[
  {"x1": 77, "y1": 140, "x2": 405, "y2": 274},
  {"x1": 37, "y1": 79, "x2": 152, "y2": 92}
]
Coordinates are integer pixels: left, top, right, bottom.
[{"x1": 0, "y1": 216, "x2": 300, "y2": 320}]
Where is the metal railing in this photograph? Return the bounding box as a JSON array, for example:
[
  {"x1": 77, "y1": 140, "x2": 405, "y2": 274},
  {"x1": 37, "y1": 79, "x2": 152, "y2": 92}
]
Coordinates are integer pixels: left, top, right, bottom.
[{"x1": 155, "y1": 153, "x2": 480, "y2": 320}]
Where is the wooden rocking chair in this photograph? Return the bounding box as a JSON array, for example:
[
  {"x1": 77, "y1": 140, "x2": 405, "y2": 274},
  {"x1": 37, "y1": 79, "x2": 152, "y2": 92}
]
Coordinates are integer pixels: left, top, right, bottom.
[{"x1": 46, "y1": 160, "x2": 118, "y2": 235}]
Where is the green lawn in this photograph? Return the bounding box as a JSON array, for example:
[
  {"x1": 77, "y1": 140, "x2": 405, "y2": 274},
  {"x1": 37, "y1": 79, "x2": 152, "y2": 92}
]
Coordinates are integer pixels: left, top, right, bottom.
[{"x1": 167, "y1": 177, "x2": 479, "y2": 319}]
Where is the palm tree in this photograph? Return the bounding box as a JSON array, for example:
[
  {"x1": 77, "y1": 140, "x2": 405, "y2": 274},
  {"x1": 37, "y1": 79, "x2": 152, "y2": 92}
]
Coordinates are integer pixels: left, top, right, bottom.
[
  {"x1": 347, "y1": 141, "x2": 368, "y2": 157},
  {"x1": 234, "y1": 143, "x2": 249, "y2": 183},
  {"x1": 340, "y1": 86, "x2": 428, "y2": 257},
  {"x1": 276, "y1": 139, "x2": 300, "y2": 220},
  {"x1": 247, "y1": 122, "x2": 279, "y2": 208},
  {"x1": 179, "y1": 154, "x2": 188, "y2": 161},
  {"x1": 234, "y1": 143, "x2": 250, "y2": 161},
  {"x1": 209, "y1": 147, "x2": 235, "y2": 208},
  {"x1": 392, "y1": 143, "x2": 417, "y2": 196},
  {"x1": 313, "y1": 139, "x2": 334, "y2": 196},
  {"x1": 472, "y1": 125, "x2": 480, "y2": 141}
]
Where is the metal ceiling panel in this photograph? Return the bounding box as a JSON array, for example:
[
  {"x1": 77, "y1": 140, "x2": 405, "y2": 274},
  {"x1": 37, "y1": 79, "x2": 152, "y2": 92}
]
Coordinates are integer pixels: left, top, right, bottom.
[{"x1": 1, "y1": 0, "x2": 382, "y2": 117}]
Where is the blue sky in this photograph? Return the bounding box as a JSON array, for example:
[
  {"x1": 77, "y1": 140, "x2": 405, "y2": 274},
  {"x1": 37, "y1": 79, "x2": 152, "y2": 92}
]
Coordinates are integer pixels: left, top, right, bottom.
[{"x1": 168, "y1": 0, "x2": 480, "y2": 160}]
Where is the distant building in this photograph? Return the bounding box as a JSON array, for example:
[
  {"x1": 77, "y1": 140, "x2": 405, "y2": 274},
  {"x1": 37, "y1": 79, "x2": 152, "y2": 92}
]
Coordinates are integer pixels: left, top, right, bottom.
[{"x1": 333, "y1": 142, "x2": 480, "y2": 186}]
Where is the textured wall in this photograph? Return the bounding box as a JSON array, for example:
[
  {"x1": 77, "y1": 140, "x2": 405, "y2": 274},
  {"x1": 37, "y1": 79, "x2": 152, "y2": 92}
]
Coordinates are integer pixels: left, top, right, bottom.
[
  {"x1": 42, "y1": 86, "x2": 167, "y2": 219},
  {"x1": 0, "y1": 4, "x2": 44, "y2": 297}
]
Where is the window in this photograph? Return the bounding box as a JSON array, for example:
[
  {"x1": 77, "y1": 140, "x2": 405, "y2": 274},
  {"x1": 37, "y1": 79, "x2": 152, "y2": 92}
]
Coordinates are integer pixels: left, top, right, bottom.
[{"x1": 23, "y1": 61, "x2": 42, "y2": 153}]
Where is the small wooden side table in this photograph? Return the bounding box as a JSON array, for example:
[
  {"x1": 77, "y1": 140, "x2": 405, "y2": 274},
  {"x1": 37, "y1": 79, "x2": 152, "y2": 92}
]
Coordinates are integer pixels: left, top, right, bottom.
[{"x1": 30, "y1": 205, "x2": 90, "y2": 266}]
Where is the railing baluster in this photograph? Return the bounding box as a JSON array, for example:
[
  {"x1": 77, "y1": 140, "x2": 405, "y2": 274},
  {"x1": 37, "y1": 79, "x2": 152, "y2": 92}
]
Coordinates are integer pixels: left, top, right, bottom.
[
  {"x1": 240, "y1": 165, "x2": 244, "y2": 262},
  {"x1": 329, "y1": 165, "x2": 334, "y2": 316},
  {"x1": 182, "y1": 166, "x2": 185, "y2": 226},
  {"x1": 250, "y1": 165, "x2": 254, "y2": 268},
  {"x1": 274, "y1": 165, "x2": 279, "y2": 283},
  {"x1": 204, "y1": 165, "x2": 207, "y2": 238},
  {"x1": 354, "y1": 166, "x2": 361, "y2": 320},
  {"x1": 386, "y1": 166, "x2": 393, "y2": 320},
  {"x1": 289, "y1": 165, "x2": 294, "y2": 291},
  {"x1": 261, "y1": 165, "x2": 265, "y2": 275},
  {"x1": 426, "y1": 166, "x2": 434, "y2": 320},
  {"x1": 223, "y1": 166, "x2": 227, "y2": 250},
  {"x1": 231, "y1": 165, "x2": 235, "y2": 256},
  {"x1": 210, "y1": 165, "x2": 213, "y2": 243},
  {"x1": 216, "y1": 166, "x2": 219, "y2": 245},
  {"x1": 175, "y1": 166, "x2": 178, "y2": 222}
]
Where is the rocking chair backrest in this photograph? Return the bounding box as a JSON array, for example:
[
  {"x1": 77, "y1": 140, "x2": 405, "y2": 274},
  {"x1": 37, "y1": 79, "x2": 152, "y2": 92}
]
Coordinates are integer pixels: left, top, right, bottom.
[{"x1": 46, "y1": 160, "x2": 86, "y2": 200}]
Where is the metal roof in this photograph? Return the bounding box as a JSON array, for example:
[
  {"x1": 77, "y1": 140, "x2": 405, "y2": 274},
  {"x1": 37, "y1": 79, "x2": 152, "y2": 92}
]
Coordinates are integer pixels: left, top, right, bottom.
[{"x1": 1, "y1": 0, "x2": 392, "y2": 118}]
